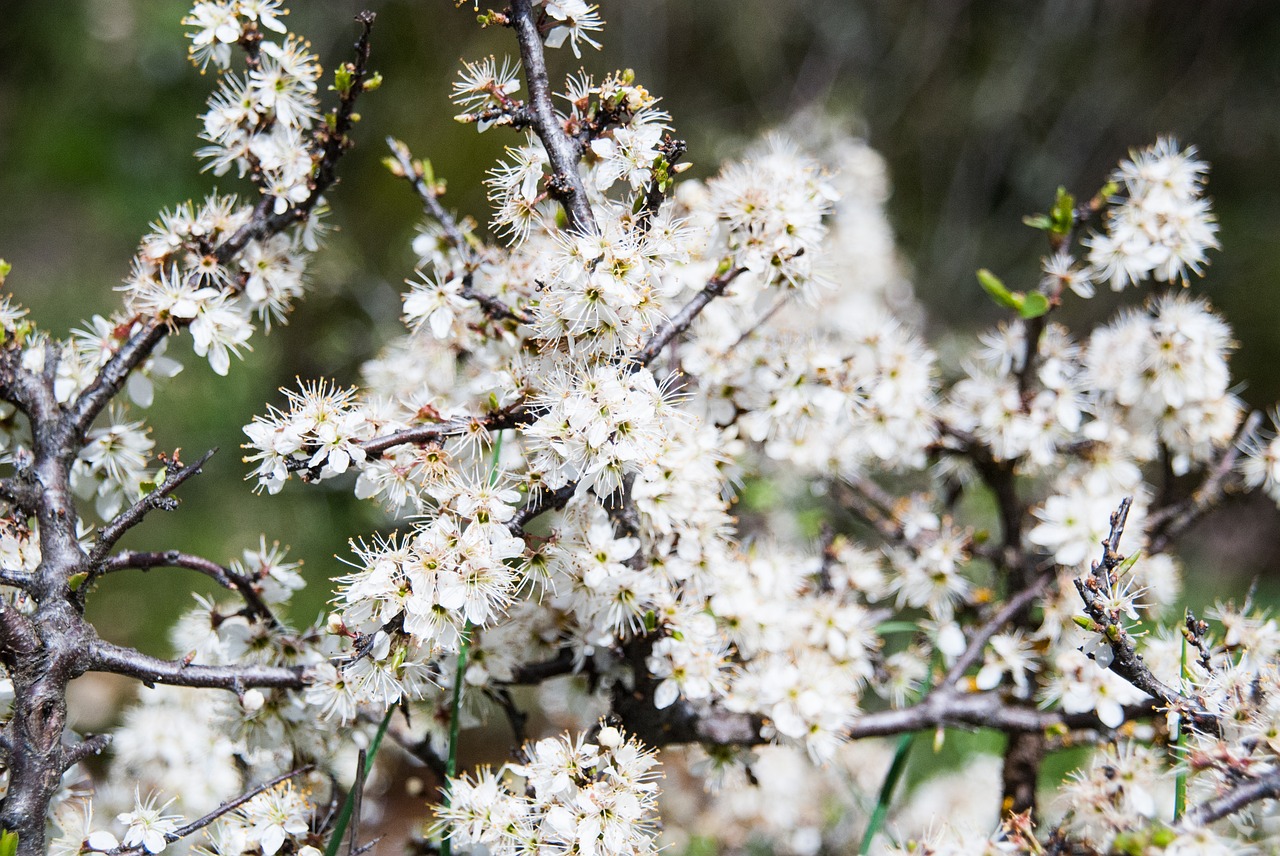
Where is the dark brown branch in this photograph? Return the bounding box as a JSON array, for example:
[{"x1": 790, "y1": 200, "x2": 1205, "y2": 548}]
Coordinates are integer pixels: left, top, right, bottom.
[
  {"x1": 509, "y1": 482, "x2": 577, "y2": 533},
  {"x1": 509, "y1": 0, "x2": 597, "y2": 234},
  {"x1": 89, "y1": 449, "x2": 217, "y2": 565},
  {"x1": 943, "y1": 570, "x2": 1055, "y2": 688},
  {"x1": 104, "y1": 765, "x2": 315, "y2": 856},
  {"x1": 216, "y1": 12, "x2": 378, "y2": 260},
  {"x1": 382, "y1": 722, "x2": 447, "y2": 779},
  {"x1": 0, "y1": 475, "x2": 36, "y2": 513},
  {"x1": 59, "y1": 733, "x2": 111, "y2": 773},
  {"x1": 623, "y1": 687, "x2": 1134, "y2": 751},
  {"x1": 1146, "y1": 410, "x2": 1263, "y2": 555},
  {"x1": 98, "y1": 549, "x2": 279, "y2": 626},
  {"x1": 504, "y1": 647, "x2": 578, "y2": 685},
  {"x1": 88, "y1": 640, "x2": 307, "y2": 691},
  {"x1": 1183, "y1": 766, "x2": 1280, "y2": 827},
  {"x1": 634, "y1": 135, "x2": 686, "y2": 232},
  {"x1": 831, "y1": 477, "x2": 904, "y2": 544},
  {"x1": 1074, "y1": 498, "x2": 1219, "y2": 734},
  {"x1": 63, "y1": 321, "x2": 168, "y2": 448},
  {"x1": 630, "y1": 267, "x2": 744, "y2": 368},
  {"x1": 354, "y1": 402, "x2": 530, "y2": 462},
  {"x1": 385, "y1": 137, "x2": 531, "y2": 325},
  {"x1": 485, "y1": 687, "x2": 529, "y2": 752}
]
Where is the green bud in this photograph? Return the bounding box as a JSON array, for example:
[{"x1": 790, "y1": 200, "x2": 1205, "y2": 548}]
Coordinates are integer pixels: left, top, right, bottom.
[
  {"x1": 1018, "y1": 290, "x2": 1051, "y2": 319},
  {"x1": 333, "y1": 66, "x2": 353, "y2": 95},
  {"x1": 1022, "y1": 214, "x2": 1052, "y2": 231},
  {"x1": 1049, "y1": 185, "x2": 1076, "y2": 236},
  {"x1": 976, "y1": 269, "x2": 1019, "y2": 311}
]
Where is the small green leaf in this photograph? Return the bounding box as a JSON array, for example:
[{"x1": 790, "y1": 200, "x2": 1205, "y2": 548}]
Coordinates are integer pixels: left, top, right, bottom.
[
  {"x1": 976, "y1": 269, "x2": 1020, "y2": 311},
  {"x1": 1049, "y1": 186, "x2": 1076, "y2": 235},
  {"x1": 0, "y1": 259, "x2": 10, "y2": 287},
  {"x1": 333, "y1": 66, "x2": 353, "y2": 95},
  {"x1": 643, "y1": 610, "x2": 657, "y2": 633},
  {"x1": 1018, "y1": 291, "x2": 1051, "y2": 319},
  {"x1": 68, "y1": 572, "x2": 89, "y2": 592},
  {"x1": 0, "y1": 829, "x2": 18, "y2": 856},
  {"x1": 1115, "y1": 550, "x2": 1142, "y2": 577},
  {"x1": 875, "y1": 620, "x2": 920, "y2": 635},
  {"x1": 363, "y1": 71, "x2": 383, "y2": 92},
  {"x1": 1022, "y1": 214, "x2": 1052, "y2": 231},
  {"x1": 1072, "y1": 615, "x2": 1099, "y2": 632}
]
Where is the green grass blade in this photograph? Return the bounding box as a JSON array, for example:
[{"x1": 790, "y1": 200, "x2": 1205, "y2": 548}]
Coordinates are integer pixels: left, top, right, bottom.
[{"x1": 859, "y1": 732, "x2": 914, "y2": 854}]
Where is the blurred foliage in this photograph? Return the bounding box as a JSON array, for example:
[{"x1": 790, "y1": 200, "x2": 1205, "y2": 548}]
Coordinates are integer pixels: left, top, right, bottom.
[{"x1": 4, "y1": 0, "x2": 1280, "y2": 652}]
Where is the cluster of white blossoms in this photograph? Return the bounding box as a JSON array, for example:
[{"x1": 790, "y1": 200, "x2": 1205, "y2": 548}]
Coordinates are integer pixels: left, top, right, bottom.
[
  {"x1": 14, "y1": 3, "x2": 1280, "y2": 856},
  {"x1": 1084, "y1": 138, "x2": 1221, "y2": 290},
  {"x1": 438, "y1": 725, "x2": 660, "y2": 856}
]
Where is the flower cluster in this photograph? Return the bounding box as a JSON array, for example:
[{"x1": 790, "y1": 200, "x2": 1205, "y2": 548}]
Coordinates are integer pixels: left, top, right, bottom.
[
  {"x1": 439, "y1": 725, "x2": 661, "y2": 856},
  {"x1": 1085, "y1": 137, "x2": 1220, "y2": 290}
]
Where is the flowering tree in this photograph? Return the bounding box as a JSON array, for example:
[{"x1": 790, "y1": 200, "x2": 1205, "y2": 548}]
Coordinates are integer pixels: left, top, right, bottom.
[{"x1": 4, "y1": 2, "x2": 1280, "y2": 855}]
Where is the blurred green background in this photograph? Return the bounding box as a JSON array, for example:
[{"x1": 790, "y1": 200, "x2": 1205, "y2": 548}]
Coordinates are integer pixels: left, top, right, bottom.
[{"x1": 3, "y1": 0, "x2": 1280, "y2": 651}]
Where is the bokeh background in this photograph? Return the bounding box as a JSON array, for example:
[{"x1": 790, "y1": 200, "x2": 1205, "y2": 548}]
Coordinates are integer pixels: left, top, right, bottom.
[{"x1": 3, "y1": 0, "x2": 1280, "y2": 653}]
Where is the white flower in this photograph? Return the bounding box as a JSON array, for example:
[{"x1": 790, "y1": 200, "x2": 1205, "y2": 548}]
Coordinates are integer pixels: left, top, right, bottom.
[{"x1": 118, "y1": 791, "x2": 183, "y2": 854}]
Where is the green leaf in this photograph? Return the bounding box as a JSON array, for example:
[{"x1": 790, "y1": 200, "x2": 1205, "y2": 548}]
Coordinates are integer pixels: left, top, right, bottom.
[
  {"x1": 324, "y1": 708, "x2": 393, "y2": 856},
  {"x1": 859, "y1": 733, "x2": 914, "y2": 854},
  {"x1": 1018, "y1": 291, "x2": 1051, "y2": 319},
  {"x1": 976, "y1": 269, "x2": 1019, "y2": 311},
  {"x1": 68, "y1": 572, "x2": 88, "y2": 592},
  {"x1": 0, "y1": 829, "x2": 18, "y2": 856},
  {"x1": 1050, "y1": 185, "x2": 1076, "y2": 235},
  {"x1": 363, "y1": 71, "x2": 383, "y2": 92},
  {"x1": 0, "y1": 259, "x2": 10, "y2": 287},
  {"x1": 1022, "y1": 214, "x2": 1052, "y2": 231},
  {"x1": 875, "y1": 620, "x2": 920, "y2": 635},
  {"x1": 1115, "y1": 550, "x2": 1141, "y2": 577},
  {"x1": 332, "y1": 66, "x2": 353, "y2": 95}
]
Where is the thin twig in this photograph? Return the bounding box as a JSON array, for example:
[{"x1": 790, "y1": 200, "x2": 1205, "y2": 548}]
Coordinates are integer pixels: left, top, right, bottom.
[
  {"x1": 89, "y1": 450, "x2": 217, "y2": 565},
  {"x1": 97, "y1": 550, "x2": 280, "y2": 627},
  {"x1": 1146, "y1": 410, "x2": 1263, "y2": 554},
  {"x1": 385, "y1": 137, "x2": 531, "y2": 325},
  {"x1": 1074, "y1": 499, "x2": 1220, "y2": 735},
  {"x1": 1183, "y1": 766, "x2": 1280, "y2": 827},
  {"x1": 105, "y1": 766, "x2": 315, "y2": 856},
  {"x1": 943, "y1": 571, "x2": 1055, "y2": 688},
  {"x1": 629, "y1": 267, "x2": 744, "y2": 368}
]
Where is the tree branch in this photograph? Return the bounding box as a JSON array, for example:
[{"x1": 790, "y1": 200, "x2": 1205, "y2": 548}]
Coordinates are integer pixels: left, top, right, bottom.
[
  {"x1": 59, "y1": 733, "x2": 111, "y2": 773},
  {"x1": 97, "y1": 549, "x2": 280, "y2": 626},
  {"x1": 1074, "y1": 498, "x2": 1219, "y2": 734},
  {"x1": 216, "y1": 12, "x2": 378, "y2": 261},
  {"x1": 630, "y1": 267, "x2": 744, "y2": 368},
  {"x1": 88, "y1": 640, "x2": 307, "y2": 691},
  {"x1": 943, "y1": 569, "x2": 1055, "y2": 688},
  {"x1": 1183, "y1": 766, "x2": 1280, "y2": 827},
  {"x1": 89, "y1": 449, "x2": 217, "y2": 566},
  {"x1": 1146, "y1": 410, "x2": 1263, "y2": 555},
  {"x1": 509, "y1": 0, "x2": 597, "y2": 234},
  {"x1": 63, "y1": 321, "x2": 168, "y2": 449}
]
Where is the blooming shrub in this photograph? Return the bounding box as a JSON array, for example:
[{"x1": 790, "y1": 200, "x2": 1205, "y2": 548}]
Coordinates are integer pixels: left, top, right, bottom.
[{"x1": 2, "y1": 2, "x2": 1280, "y2": 855}]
